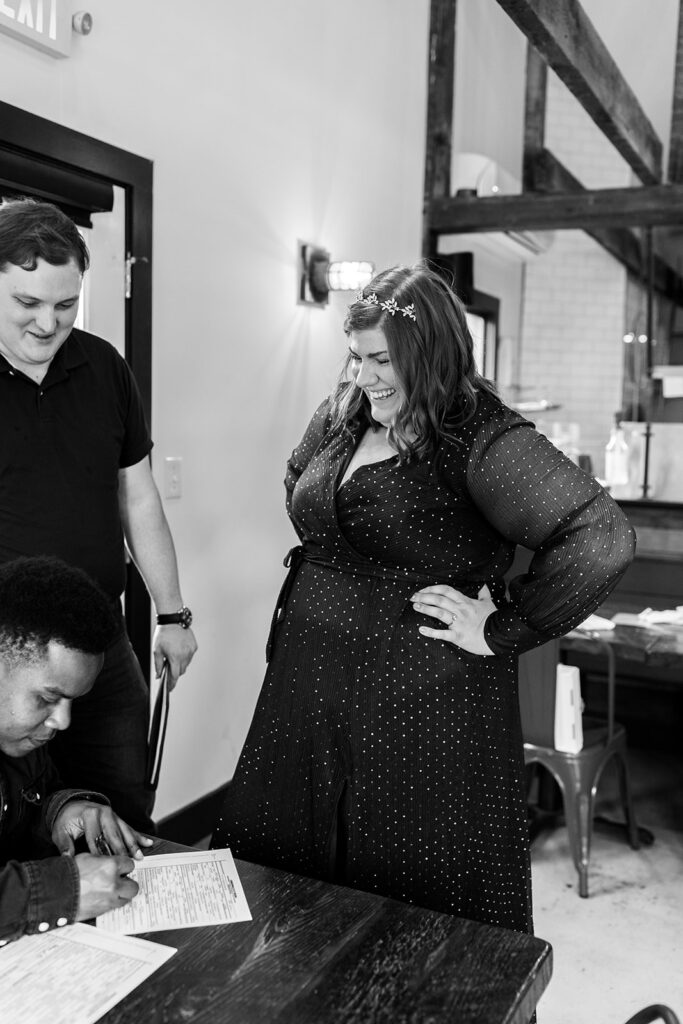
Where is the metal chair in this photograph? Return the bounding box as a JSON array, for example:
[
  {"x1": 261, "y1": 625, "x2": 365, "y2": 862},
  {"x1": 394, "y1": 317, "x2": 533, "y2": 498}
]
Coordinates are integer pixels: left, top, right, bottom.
[
  {"x1": 518, "y1": 635, "x2": 641, "y2": 897},
  {"x1": 622, "y1": 1007, "x2": 681, "y2": 1024}
]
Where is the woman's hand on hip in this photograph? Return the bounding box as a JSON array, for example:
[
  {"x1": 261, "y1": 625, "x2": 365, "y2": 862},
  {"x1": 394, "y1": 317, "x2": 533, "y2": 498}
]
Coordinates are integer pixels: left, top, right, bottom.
[{"x1": 410, "y1": 584, "x2": 495, "y2": 656}]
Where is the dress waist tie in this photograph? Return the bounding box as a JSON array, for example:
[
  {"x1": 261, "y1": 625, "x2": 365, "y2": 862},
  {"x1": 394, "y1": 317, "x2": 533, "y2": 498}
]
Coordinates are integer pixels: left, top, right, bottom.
[{"x1": 265, "y1": 544, "x2": 504, "y2": 661}]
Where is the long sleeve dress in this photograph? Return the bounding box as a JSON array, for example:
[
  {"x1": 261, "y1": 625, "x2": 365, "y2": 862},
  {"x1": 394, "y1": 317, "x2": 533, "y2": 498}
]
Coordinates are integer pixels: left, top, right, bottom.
[{"x1": 212, "y1": 389, "x2": 635, "y2": 932}]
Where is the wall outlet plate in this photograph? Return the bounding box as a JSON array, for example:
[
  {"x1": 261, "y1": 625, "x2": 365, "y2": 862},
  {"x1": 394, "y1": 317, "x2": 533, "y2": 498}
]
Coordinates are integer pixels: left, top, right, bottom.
[{"x1": 164, "y1": 456, "x2": 182, "y2": 499}]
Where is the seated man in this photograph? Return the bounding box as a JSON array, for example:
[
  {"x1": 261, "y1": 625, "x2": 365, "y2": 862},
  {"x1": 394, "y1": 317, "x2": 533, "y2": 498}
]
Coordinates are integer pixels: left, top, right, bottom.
[{"x1": 0, "y1": 556, "x2": 153, "y2": 944}]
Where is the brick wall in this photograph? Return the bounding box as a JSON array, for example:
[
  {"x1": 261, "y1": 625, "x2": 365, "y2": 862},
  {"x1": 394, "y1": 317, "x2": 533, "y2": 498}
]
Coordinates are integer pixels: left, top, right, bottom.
[{"x1": 519, "y1": 73, "x2": 633, "y2": 473}]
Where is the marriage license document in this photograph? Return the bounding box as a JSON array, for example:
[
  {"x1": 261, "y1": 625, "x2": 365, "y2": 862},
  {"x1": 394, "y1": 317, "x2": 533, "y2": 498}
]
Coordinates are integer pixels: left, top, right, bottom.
[
  {"x1": 0, "y1": 924, "x2": 175, "y2": 1024},
  {"x1": 0, "y1": 849, "x2": 249, "y2": 1023},
  {"x1": 96, "y1": 847, "x2": 252, "y2": 934}
]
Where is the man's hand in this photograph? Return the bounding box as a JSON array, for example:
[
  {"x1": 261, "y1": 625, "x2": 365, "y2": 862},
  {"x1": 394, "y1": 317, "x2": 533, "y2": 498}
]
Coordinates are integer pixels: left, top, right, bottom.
[
  {"x1": 153, "y1": 624, "x2": 198, "y2": 691},
  {"x1": 74, "y1": 854, "x2": 139, "y2": 920},
  {"x1": 52, "y1": 800, "x2": 154, "y2": 859}
]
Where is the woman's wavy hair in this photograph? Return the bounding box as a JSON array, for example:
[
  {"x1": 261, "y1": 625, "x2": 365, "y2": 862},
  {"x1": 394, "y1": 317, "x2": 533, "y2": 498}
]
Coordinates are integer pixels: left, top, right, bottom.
[{"x1": 330, "y1": 262, "x2": 497, "y2": 460}]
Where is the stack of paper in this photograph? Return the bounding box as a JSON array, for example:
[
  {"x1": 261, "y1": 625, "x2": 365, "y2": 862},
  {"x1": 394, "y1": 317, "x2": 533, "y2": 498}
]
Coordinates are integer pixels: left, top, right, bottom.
[
  {"x1": 638, "y1": 606, "x2": 683, "y2": 626},
  {"x1": 0, "y1": 926, "x2": 175, "y2": 1024},
  {"x1": 0, "y1": 848, "x2": 251, "y2": 1024},
  {"x1": 578, "y1": 613, "x2": 615, "y2": 632}
]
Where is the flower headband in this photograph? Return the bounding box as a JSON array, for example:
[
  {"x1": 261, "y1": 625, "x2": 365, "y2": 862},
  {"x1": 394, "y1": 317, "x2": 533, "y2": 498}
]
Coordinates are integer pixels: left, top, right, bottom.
[{"x1": 355, "y1": 290, "x2": 417, "y2": 322}]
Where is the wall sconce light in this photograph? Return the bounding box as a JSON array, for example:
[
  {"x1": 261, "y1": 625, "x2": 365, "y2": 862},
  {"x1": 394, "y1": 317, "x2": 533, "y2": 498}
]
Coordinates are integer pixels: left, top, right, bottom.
[{"x1": 297, "y1": 241, "x2": 374, "y2": 307}]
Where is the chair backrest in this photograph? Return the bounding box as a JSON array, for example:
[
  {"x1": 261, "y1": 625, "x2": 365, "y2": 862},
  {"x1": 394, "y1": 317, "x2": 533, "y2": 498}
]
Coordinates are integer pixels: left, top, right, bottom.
[
  {"x1": 622, "y1": 1005, "x2": 682, "y2": 1024},
  {"x1": 518, "y1": 639, "x2": 561, "y2": 747}
]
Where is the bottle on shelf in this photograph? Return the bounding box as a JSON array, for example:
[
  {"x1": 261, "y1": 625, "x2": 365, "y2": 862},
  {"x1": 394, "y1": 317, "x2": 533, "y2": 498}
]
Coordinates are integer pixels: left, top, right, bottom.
[{"x1": 604, "y1": 411, "x2": 630, "y2": 489}]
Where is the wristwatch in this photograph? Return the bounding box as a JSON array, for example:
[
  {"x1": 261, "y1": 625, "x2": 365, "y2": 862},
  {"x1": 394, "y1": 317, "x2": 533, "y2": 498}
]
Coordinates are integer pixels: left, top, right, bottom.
[{"x1": 156, "y1": 605, "x2": 193, "y2": 629}]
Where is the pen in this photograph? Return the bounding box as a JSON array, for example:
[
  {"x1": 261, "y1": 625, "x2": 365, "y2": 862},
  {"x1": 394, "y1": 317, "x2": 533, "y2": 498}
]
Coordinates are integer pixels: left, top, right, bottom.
[{"x1": 95, "y1": 834, "x2": 113, "y2": 856}]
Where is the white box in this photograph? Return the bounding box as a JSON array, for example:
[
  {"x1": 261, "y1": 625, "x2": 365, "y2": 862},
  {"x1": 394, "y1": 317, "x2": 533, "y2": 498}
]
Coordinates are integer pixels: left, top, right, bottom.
[{"x1": 554, "y1": 664, "x2": 583, "y2": 753}]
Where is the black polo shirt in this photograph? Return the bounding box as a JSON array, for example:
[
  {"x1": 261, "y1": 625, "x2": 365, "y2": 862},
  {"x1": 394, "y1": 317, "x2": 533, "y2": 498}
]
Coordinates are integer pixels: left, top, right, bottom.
[{"x1": 0, "y1": 328, "x2": 152, "y2": 599}]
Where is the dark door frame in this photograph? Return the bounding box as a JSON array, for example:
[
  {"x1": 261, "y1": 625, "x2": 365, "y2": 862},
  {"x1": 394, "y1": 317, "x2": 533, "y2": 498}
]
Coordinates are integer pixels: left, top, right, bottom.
[
  {"x1": 0, "y1": 99, "x2": 154, "y2": 680},
  {"x1": 468, "y1": 288, "x2": 500, "y2": 382}
]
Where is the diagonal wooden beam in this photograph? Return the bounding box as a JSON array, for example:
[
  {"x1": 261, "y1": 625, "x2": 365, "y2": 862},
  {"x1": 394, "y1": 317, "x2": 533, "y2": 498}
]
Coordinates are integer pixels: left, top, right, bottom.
[
  {"x1": 522, "y1": 44, "x2": 548, "y2": 190},
  {"x1": 520, "y1": 42, "x2": 683, "y2": 303},
  {"x1": 422, "y1": 0, "x2": 457, "y2": 257},
  {"x1": 527, "y1": 148, "x2": 641, "y2": 271},
  {"x1": 526, "y1": 149, "x2": 683, "y2": 302},
  {"x1": 495, "y1": 0, "x2": 662, "y2": 184},
  {"x1": 429, "y1": 182, "x2": 683, "y2": 233},
  {"x1": 668, "y1": 0, "x2": 683, "y2": 182}
]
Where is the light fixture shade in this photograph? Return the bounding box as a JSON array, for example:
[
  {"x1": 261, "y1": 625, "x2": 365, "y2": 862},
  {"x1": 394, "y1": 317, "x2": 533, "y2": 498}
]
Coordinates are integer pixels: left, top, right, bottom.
[
  {"x1": 327, "y1": 261, "x2": 374, "y2": 292},
  {"x1": 298, "y1": 241, "x2": 374, "y2": 307}
]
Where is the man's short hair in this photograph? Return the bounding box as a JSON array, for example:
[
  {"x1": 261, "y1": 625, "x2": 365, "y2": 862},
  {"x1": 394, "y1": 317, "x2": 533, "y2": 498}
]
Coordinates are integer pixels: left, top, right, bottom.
[
  {"x1": 0, "y1": 198, "x2": 90, "y2": 274},
  {"x1": 0, "y1": 557, "x2": 116, "y2": 668}
]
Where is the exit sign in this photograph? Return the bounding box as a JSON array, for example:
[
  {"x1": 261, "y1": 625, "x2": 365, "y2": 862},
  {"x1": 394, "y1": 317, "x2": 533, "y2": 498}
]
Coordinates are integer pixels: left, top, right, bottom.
[{"x1": 0, "y1": 0, "x2": 72, "y2": 58}]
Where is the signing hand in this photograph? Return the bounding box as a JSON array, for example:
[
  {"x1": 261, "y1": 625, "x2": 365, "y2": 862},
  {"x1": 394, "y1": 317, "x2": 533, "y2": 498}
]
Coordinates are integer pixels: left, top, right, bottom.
[
  {"x1": 153, "y1": 624, "x2": 198, "y2": 691},
  {"x1": 411, "y1": 584, "x2": 496, "y2": 656},
  {"x1": 52, "y1": 800, "x2": 154, "y2": 860},
  {"x1": 74, "y1": 854, "x2": 139, "y2": 920}
]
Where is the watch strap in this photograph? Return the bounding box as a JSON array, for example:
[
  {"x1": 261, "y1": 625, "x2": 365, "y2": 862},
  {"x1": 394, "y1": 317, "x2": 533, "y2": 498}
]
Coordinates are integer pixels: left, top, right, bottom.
[{"x1": 156, "y1": 605, "x2": 192, "y2": 628}]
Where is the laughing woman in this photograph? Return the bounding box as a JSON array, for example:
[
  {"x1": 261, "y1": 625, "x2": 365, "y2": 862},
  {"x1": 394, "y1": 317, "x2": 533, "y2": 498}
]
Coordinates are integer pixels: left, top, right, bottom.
[{"x1": 212, "y1": 263, "x2": 634, "y2": 933}]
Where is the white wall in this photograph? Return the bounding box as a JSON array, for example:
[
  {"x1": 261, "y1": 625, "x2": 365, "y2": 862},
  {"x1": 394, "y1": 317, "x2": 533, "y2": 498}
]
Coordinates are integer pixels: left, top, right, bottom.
[
  {"x1": 0, "y1": 0, "x2": 430, "y2": 817},
  {"x1": 452, "y1": 0, "x2": 527, "y2": 181},
  {"x1": 521, "y1": 229, "x2": 627, "y2": 469},
  {"x1": 519, "y1": 70, "x2": 632, "y2": 471},
  {"x1": 582, "y1": 0, "x2": 678, "y2": 174},
  {"x1": 445, "y1": 0, "x2": 528, "y2": 400},
  {"x1": 452, "y1": 0, "x2": 679, "y2": 178}
]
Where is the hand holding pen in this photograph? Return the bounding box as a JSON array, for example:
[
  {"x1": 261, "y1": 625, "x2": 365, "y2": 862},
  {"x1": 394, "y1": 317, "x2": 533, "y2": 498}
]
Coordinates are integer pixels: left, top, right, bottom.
[
  {"x1": 51, "y1": 799, "x2": 154, "y2": 860},
  {"x1": 95, "y1": 833, "x2": 113, "y2": 856}
]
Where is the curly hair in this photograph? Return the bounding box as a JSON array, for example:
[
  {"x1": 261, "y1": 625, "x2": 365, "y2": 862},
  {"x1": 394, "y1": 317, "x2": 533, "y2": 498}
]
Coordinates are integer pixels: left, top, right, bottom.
[
  {"x1": 0, "y1": 198, "x2": 90, "y2": 273},
  {"x1": 330, "y1": 262, "x2": 497, "y2": 461},
  {"x1": 0, "y1": 557, "x2": 117, "y2": 668}
]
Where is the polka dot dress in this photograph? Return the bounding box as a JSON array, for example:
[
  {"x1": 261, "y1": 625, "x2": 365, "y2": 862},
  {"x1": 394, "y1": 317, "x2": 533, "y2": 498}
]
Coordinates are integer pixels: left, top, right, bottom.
[{"x1": 212, "y1": 390, "x2": 635, "y2": 934}]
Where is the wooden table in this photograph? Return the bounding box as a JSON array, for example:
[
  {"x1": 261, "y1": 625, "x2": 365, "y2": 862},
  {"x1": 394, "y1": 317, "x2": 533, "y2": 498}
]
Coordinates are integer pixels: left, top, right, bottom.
[
  {"x1": 560, "y1": 610, "x2": 683, "y2": 737},
  {"x1": 561, "y1": 613, "x2": 683, "y2": 672},
  {"x1": 100, "y1": 839, "x2": 552, "y2": 1024}
]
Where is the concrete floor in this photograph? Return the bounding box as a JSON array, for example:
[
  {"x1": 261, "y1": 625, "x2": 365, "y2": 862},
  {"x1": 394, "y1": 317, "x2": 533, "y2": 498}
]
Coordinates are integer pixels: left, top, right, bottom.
[{"x1": 531, "y1": 748, "x2": 683, "y2": 1024}]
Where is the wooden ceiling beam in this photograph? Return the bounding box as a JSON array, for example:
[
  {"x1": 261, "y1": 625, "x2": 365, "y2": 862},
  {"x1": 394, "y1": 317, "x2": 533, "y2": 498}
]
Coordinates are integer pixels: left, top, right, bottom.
[
  {"x1": 668, "y1": 0, "x2": 683, "y2": 182},
  {"x1": 495, "y1": 0, "x2": 662, "y2": 184},
  {"x1": 525, "y1": 148, "x2": 641, "y2": 269},
  {"x1": 526, "y1": 149, "x2": 683, "y2": 301},
  {"x1": 520, "y1": 50, "x2": 683, "y2": 303},
  {"x1": 429, "y1": 182, "x2": 683, "y2": 233},
  {"x1": 521, "y1": 51, "x2": 643, "y2": 274}
]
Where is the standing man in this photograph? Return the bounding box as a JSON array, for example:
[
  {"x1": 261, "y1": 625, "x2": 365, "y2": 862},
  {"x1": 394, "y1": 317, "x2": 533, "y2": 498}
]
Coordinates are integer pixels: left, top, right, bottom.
[{"x1": 0, "y1": 198, "x2": 197, "y2": 832}]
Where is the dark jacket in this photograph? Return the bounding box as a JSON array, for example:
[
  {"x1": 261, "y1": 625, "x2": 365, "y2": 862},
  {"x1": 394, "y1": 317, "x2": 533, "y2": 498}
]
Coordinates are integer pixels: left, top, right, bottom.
[{"x1": 0, "y1": 745, "x2": 106, "y2": 944}]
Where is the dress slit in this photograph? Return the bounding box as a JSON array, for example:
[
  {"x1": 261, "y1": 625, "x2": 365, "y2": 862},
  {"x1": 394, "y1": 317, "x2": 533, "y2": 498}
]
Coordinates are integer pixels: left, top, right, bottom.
[{"x1": 327, "y1": 778, "x2": 349, "y2": 883}]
